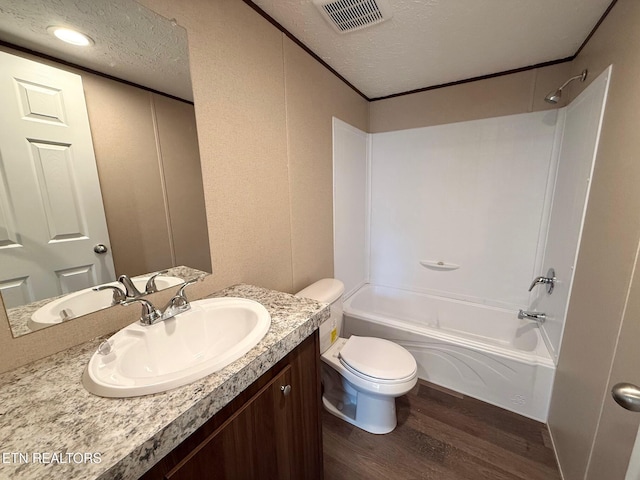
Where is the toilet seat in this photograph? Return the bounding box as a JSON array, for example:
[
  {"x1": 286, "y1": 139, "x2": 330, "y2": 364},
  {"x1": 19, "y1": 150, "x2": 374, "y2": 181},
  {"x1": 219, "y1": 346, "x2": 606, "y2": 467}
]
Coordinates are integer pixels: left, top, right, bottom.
[
  {"x1": 338, "y1": 336, "x2": 417, "y2": 383},
  {"x1": 321, "y1": 338, "x2": 417, "y2": 397}
]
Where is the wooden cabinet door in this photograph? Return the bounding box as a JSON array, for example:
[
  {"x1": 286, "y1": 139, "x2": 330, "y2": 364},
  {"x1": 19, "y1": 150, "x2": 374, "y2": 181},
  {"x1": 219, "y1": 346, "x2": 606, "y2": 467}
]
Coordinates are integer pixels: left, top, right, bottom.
[
  {"x1": 166, "y1": 366, "x2": 294, "y2": 480},
  {"x1": 141, "y1": 333, "x2": 323, "y2": 480}
]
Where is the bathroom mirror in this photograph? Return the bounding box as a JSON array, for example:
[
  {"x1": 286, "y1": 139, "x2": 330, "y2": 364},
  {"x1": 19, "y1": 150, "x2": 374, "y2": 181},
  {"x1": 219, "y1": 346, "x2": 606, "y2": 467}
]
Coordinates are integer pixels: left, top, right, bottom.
[{"x1": 0, "y1": 0, "x2": 211, "y2": 338}]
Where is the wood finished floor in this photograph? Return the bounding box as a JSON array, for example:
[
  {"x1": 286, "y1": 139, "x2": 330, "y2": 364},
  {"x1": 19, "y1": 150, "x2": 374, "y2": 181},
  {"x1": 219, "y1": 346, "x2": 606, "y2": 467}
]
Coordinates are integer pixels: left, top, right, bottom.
[{"x1": 322, "y1": 380, "x2": 561, "y2": 480}]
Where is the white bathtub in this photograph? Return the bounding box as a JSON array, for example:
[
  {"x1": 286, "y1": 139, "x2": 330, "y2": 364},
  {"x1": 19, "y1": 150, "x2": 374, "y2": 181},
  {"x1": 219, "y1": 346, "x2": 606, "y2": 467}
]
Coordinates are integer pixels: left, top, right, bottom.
[{"x1": 342, "y1": 284, "x2": 555, "y2": 421}]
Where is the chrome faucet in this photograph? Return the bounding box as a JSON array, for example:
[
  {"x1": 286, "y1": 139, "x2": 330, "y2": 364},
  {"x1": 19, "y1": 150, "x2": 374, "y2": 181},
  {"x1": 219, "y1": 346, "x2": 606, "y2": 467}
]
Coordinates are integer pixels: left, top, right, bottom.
[
  {"x1": 121, "y1": 276, "x2": 204, "y2": 326},
  {"x1": 528, "y1": 268, "x2": 556, "y2": 294},
  {"x1": 93, "y1": 285, "x2": 127, "y2": 305},
  {"x1": 518, "y1": 310, "x2": 546, "y2": 324}
]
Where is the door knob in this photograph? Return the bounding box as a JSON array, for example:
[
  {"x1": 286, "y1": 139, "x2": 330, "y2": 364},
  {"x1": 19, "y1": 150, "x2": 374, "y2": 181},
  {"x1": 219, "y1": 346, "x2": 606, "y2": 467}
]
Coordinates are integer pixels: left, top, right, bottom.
[
  {"x1": 94, "y1": 244, "x2": 108, "y2": 254},
  {"x1": 612, "y1": 383, "x2": 640, "y2": 412}
]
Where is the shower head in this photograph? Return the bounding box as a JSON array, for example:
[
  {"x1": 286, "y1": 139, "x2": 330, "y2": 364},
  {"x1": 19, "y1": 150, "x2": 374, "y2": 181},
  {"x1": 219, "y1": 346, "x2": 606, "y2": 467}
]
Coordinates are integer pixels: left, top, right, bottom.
[
  {"x1": 544, "y1": 69, "x2": 588, "y2": 104},
  {"x1": 544, "y1": 90, "x2": 562, "y2": 104}
]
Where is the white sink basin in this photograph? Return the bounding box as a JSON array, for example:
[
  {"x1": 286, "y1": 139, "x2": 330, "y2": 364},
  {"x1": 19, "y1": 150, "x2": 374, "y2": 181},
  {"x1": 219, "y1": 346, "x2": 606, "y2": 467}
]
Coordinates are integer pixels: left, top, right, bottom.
[
  {"x1": 28, "y1": 275, "x2": 183, "y2": 331},
  {"x1": 82, "y1": 297, "x2": 271, "y2": 397}
]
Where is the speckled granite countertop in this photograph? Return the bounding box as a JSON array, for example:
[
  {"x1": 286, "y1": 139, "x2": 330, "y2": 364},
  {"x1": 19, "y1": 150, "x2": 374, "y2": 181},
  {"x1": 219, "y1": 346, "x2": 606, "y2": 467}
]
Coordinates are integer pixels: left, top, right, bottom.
[{"x1": 0, "y1": 284, "x2": 329, "y2": 480}]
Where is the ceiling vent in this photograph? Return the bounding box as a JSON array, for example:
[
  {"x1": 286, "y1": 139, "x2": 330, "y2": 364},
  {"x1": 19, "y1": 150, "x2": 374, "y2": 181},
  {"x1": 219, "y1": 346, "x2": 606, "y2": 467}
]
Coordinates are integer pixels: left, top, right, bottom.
[{"x1": 313, "y1": 0, "x2": 393, "y2": 34}]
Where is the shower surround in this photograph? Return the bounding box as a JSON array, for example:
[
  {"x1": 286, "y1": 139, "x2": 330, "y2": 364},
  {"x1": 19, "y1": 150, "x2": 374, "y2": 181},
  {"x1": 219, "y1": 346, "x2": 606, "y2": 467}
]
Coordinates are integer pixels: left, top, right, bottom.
[
  {"x1": 333, "y1": 68, "x2": 609, "y2": 421},
  {"x1": 368, "y1": 110, "x2": 558, "y2": 310}
]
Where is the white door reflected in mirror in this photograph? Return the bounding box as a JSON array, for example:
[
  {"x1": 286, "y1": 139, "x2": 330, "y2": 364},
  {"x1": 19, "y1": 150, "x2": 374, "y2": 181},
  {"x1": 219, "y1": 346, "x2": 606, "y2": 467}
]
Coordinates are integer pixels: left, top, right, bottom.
[{"x1": 0, "y1": 51, "x2": 116, "y2": 309}]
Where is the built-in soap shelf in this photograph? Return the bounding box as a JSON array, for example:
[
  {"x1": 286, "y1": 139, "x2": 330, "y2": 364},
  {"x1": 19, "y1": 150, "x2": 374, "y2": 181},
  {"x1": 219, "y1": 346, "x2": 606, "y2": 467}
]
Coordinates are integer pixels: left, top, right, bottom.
[{"x1": 420, "y1": 260, "x2": 460, "y2": 271}]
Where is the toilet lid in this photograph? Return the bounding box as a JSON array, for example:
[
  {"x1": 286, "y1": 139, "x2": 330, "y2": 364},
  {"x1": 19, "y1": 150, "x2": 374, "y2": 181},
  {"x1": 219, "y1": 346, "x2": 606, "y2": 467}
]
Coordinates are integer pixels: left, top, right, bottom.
[{"x1": 339, "y1": 336, "x2": 416, "y2": 381}]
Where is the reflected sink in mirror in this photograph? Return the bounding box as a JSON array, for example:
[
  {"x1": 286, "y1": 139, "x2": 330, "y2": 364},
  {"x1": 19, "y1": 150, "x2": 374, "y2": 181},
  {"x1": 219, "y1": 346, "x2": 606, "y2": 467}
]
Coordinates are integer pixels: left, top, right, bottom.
[
  {"x1": 82, "y1": 297, "x2": 272, "y2": 398},
  {"x1": 28, "y1": 275, "x2": 183, "y2": 332}
]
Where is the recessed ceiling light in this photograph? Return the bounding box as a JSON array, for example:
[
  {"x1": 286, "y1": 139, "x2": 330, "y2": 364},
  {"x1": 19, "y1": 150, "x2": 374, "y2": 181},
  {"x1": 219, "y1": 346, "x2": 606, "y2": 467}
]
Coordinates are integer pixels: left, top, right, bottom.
[{"x1": 47, "y1": 26, "x2": 94, "y2": 46}]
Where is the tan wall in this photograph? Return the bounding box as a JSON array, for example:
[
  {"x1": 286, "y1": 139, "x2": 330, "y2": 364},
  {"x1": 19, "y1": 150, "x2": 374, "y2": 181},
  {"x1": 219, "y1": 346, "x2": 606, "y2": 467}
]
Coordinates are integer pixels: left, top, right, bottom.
[
  {"x1": 138, "y1": 0, "x2": 369, "y2": 294},
  {"x1": 546, "y1": 1, "x2": 640, "y2": 478},
  {"x1": 369, "y1": 62, "x2": 571, "y2": 132},
  {"x1": 85, "y1": 79, "x2": 211, "y2": 277},
  {"x1": 84, "y1": 76, "x2": 174, "y2": 276},
  {"x1": 283, "y1": 37, "x2": 370, "y2": 293},
  {"x1": 180, "y1": 0, "x2": 293, "y2": 294},
  {"x1": 153, "y1": 93, "x2": 212, "y2": 273}
]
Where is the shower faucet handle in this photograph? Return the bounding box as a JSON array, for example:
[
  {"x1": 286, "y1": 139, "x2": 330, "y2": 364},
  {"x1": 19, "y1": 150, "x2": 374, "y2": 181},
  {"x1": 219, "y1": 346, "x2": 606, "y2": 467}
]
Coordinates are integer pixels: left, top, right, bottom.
[
  {"x1": 528, "y1": 276, "x2": 552, "y2": 291},
  {"x1": 528, "y1": 268, "x2": 556, "y2": 294}
]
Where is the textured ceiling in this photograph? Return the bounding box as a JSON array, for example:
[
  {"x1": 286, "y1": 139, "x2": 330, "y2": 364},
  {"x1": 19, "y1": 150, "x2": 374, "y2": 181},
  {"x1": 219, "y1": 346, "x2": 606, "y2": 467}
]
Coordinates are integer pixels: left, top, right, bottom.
[
  {"x1": 252, "y1": 0, "x2": 613, "y2": 99},
  {"x1": 0, "y1": 1, "x2": 613, "y2": 102},
  {"x1": 0, "y1": 0, "x2": 192, "y2": 101}
]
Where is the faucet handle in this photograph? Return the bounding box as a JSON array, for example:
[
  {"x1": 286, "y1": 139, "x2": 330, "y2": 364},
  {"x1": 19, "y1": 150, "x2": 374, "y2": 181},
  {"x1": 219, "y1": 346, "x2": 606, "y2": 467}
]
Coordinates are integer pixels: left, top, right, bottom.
[
  {"x1": 144, "y1": 270, "x2": 169, "y2": 294},
  {"x1": 528, "y1": 268, "x2": 556, "y2": 294},
  {"x1": 158, "y1": 276, "x2": 205, "y2": 319},
  {"x1": 118, "y1": 274, "x2": 144, "y2": 298},
  {"x1": 528, "y1": 276, "x2": 548, "y2": 291},
  {"x1": 93, "y1": 285, "x2": 127, "y2": 305},
  {"x1": 122, "y1": 298, "x2": 161, "y2": 325},
  {"x1": 176, "y1": 275, "x2": 206, "y2": 301}
]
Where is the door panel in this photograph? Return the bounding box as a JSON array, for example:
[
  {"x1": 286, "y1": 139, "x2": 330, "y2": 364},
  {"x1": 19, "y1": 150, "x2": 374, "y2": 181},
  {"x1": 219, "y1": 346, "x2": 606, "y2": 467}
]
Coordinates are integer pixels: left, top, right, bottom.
[
  {"x1": 29, "y1": 141, "x2": 87, "y2": 241},
  {"x1": 15, "y1": 78, "x2": 67, "y2": 123},
  {"x1": 56, "y1": 265, "x2": 94, "y2": 294},
  {"x1": 0, "y1": 277, "x2": 30, "y2": 308}
]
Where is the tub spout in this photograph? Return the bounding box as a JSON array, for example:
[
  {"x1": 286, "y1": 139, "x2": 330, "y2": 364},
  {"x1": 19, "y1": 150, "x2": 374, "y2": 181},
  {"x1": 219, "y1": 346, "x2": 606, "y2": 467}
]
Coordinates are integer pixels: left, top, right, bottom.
[{"x1": 518, "y1": 310, "x2": 546, "y2": 324}]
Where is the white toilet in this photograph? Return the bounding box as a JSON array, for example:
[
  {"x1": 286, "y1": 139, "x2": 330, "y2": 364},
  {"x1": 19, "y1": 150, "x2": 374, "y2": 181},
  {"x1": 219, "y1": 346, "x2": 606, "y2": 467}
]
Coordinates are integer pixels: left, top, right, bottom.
[{"x1": 296, "y1": 278, "x2": 417, "y2": 434}]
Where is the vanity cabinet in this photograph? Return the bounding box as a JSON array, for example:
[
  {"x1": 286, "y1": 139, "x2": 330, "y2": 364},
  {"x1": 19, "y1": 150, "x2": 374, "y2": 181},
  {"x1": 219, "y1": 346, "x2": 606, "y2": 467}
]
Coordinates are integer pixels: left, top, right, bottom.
[{"x1": 142, "y1": 332, "x2": 323, "y2": 480}]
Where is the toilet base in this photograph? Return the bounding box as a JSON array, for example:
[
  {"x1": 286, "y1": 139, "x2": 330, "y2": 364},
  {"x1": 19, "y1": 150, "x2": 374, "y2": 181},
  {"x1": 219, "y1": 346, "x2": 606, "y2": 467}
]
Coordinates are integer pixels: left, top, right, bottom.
[
  {"x1": 321, "y1": 362, "x2": 399, "y2": 434},
  {"x1": 322, "y1": 392, "x2": 397, "y2": 434}
]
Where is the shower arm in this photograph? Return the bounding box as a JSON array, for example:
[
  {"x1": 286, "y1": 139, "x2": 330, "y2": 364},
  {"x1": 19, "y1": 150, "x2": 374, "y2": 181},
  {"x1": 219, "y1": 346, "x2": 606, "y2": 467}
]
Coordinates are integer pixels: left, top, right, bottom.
[{"x1": 556, "y1": 70, "x2": 588, "y2": 92}]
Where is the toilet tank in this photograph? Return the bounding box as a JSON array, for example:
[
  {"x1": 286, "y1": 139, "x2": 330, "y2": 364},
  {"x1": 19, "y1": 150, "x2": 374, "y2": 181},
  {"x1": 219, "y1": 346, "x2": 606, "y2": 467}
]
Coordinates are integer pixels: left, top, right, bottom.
[{"x1": 295, "y1": 278, "x2": 344, "y2": 354}]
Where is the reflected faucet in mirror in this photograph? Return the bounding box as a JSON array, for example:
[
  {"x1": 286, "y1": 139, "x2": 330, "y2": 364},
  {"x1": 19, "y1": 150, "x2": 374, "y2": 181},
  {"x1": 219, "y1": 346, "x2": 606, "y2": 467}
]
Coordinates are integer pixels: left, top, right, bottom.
[
  {"x1": 12, "y1": 268, "x2": 206, "y2": 337},
  {"x1": 93, "y1": 285, "x2": 127, "y2": 306},
  {"x1": 118, "y1": 270, "x2": 170, "y2": 299},
  {"x1": 93, "y1": 269, "x2": 174, "y2": 306}
]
